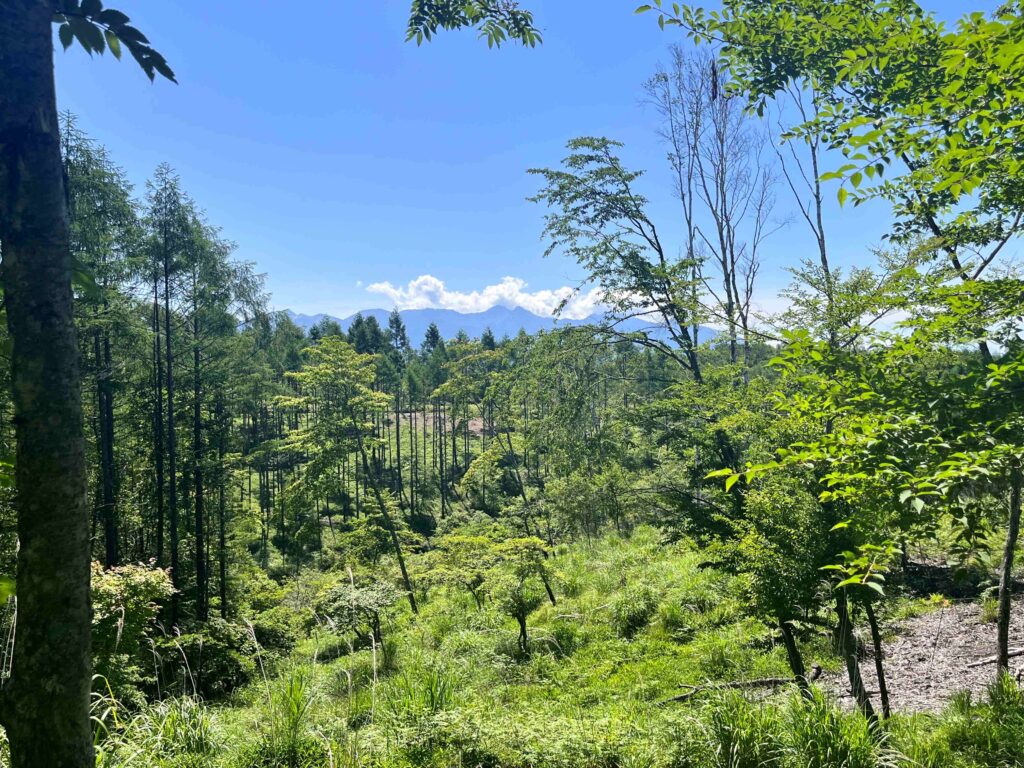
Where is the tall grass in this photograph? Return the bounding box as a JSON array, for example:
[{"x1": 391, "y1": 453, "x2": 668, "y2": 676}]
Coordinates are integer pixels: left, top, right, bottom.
[
  {"x1": 92, "y1": 684, "x2": 216, "y2": 768},
  {"x1": 376, "y1": 654, "x2": 460, "y2": 725},
  {"x1": 244, "y1": 667, "x2": 327, "y2": 768}
]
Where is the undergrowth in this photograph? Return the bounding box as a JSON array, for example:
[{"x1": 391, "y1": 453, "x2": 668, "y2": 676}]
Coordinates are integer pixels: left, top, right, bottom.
[{"x1": 82, "y1": 532, "x2": 1024, "y2": 768}]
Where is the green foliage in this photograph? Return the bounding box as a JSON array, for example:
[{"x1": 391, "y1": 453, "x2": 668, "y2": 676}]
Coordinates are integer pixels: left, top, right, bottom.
[
  {"x1": 91, "y1": 561, "x2": 173, "y2": 705},
  {"x1": 894, "y1": 673, "x2": 1024, "y2": 768},
  {"x1": 317, "y1": 579, "x2": 401, "y2": 646},
  {"x1": 611, "y1": 583, "x2": 659, "y2": 638},
  {"x1": 53, "y1": 0, "x2": 176, "y2": 81},
  {"x1": 377, "y1": 654, "x2": 460, "y2": 725},
  {"x1": 93, "y1": 693, "x2": 217, "y2": 768},
  {"x1": 32, "y1": 8, "x2": 1024, "y2": 768},
  {"x1": 250, "y1": 605, "x2": 304, "y2": 654},
  {"x1": 782, "y1": 689, "x2": 896, "y2": 768},
  {"x1": 244, "y1": 669, "x2": 327, "y2": 768},
  {"x1": 406, "y1": 1, "x2": 542, "y2": 47},
  {"x1": 154, "y1": 618, "x2": 258, "y2": 700}
]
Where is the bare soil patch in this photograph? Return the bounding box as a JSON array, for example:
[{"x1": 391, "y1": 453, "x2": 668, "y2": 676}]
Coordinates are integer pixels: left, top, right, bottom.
[{"x1": 823, "y1": 597, "x2": 1024, "y2": 712}]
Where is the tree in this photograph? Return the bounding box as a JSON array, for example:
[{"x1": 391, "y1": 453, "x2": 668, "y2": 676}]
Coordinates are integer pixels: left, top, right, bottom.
[
  {"x1": 0, "y1": 3, "x2": 172, "y2": 765},
  {"x1": 145, "y1": 164, "x2": 191, "y2": 624},
  {"x1": 645, "y1": 46, "x2": 778, "y2": 369},
  {"x1": 649, "y1": 0, "x2": 1024, "y2": 360},
  {"x1": 530, "y1": 137, "x2": 705, "y2": 382},
  {"x1": 62, "y1": 114, "x2": 141, "y2": 570},
  {"x1": 287, "y1": 338, "x2": 419, "y2": 613},
  {"x1": 317, "y1": 578, "x2": 401, "y2": 647}
]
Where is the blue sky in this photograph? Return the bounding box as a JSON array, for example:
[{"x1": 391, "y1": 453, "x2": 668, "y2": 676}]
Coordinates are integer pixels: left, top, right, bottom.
[{"x1": 55, "y1": 0, "x2": 977, "y2": 319}]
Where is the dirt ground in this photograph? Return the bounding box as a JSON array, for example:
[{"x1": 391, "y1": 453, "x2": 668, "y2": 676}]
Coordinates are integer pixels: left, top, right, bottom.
[{"x1": 823, "y1": 597, "x2": 1024, "y2": 712}]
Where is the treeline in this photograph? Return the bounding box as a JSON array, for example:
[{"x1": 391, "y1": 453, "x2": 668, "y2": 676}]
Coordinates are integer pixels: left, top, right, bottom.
[{"x1": 0, "y1": 115, "x2": 688, "y2": 645}]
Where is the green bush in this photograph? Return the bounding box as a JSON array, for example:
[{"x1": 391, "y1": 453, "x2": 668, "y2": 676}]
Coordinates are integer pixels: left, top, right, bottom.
[
  {"x1": 251, "y1": 605, "x2": 304, "y2": 653},
  {"x1": 244, "y1": 668, "x2": 328, "y2": 768},
  {"x1": 936, "y1": 674, "x2": 1024, "y2": 767},
  {"x1": 154, "y1": 617, "x2": 258, "y2": 699},
  {"x1": 782, "y1": 689, "x2": 896, "y2": 768},
  {"x1": 612, "y1": 583, "x2": 659, "y2": 638},
  {"x1": 91, "y1": 561, "x2": 173, "y2": 705}
]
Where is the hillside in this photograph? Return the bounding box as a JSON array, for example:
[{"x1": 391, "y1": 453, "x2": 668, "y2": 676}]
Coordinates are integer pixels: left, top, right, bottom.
[{"x1": 94, "y1": 530, "x2": 1024, "y2": 767}]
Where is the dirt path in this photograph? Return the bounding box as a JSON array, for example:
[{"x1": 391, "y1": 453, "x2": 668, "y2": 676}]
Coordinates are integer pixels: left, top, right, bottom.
[{"x1": 823, "y1": 598, "x2": 1024, "y2": 713}]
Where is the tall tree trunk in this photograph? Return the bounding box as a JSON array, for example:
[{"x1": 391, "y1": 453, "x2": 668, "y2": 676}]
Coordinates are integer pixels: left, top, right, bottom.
[
  {"x1": 394, "y1": 388, "x2": 404, "y2": 503},
  {"x1": 192, "y1": 306, "x2": 207, "y2": 621},
  {"x1": 218, "y1": 422, "x2": 227, "y2": 620},
  {"x1": 94, "y1": 324, "x2": 117, "y2": 567},
  {"x1": 162, "y1": 233, "x2": 180, "y2": 624},
  {"x1": 835, "y1": 592, "x2": 876, "y2": 721},
  {"x1": 0, "y1": 4, "x2": 93, "y2": 764},
  {"x1": 152, "y1": 283, "x2": 165, "y2": 565},
  {"x1": 997, "y1": 469, "x2": 1022, "y2": 673},
  {"x1": 778, "y1": 617, "x2": 812, "y2": 700}
]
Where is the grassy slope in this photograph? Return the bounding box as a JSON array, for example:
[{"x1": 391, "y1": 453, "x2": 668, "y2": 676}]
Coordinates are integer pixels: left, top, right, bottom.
[{"x1": 96, "y1": 528, "x2": 1024, "y2": 768}]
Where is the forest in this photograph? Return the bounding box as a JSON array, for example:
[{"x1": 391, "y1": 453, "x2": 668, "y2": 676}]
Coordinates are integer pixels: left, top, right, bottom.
[{"x1": 0, "y1": 0, "x2": 1023, "y2": 767}]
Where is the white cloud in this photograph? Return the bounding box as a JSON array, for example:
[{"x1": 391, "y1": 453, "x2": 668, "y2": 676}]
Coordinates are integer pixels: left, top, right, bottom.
[{"x1": 366, "y1": 274, "x2": 605, "y2": 320}]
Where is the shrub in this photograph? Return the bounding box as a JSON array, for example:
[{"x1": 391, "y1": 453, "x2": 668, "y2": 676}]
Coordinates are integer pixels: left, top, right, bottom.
[
  {"x1": 612, "y1": 583, "x2": 659, "y2": 638},
  {"x1": 154, "y1": 617, "x2": 258, "y2": 699},
  {"x1": 91, "y1": 561, "x2": 173, "y2": 705},
  {"x1": 698, "y1": 693, "x2": 781, "y2": 768},
  {"x1": 377, "y1": 655, "x2": 460, "y2": 726},
  {"x1": 782, "y1": 689, "x2": 897, "y2": 768},
  {"x1": 251, "y1": 604, "x2": 303, "y2": 653},
  {"x1": 938, "y1": 673, "x2": 1024, "y2": 767},
  {"x1": 94, "y1": 693, "x2": 217, "y2": 768},
  {"x1": 316, "y1": 578, "x2": 401, "y2": 648}
]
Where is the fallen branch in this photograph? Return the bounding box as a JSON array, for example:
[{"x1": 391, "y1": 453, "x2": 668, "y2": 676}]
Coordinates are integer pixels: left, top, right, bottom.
[
  {"x1": 660, "y1": 666, "x2": 821, "y2": 705},
  {"x1": 966, "y1": 648, "x2": 1024, "y2": 668}
]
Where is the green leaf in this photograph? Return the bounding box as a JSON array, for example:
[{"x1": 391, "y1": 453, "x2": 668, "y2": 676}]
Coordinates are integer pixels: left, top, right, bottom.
[
  {"x1": 58, "y1": 23, "x2": 74, "y2": 51},
  {"x1": 98, "y1": 8, "x2": 129, "y2": 26},
  {"x1": 865, "y1": 581, "x2": 885, "y2": 596},
  {"x1": 830, "y1": 520, "x2": 851, "y2": 531},
  {"x1": 104, "y1": 29, "x2": 121, "y2": 59},
  {"x1": 68, "y1": 16, "x2": 105, "y2": 54},
  {"x1": 837, "y1": 187, "x2": 849, "y2": 207},
  {"x1": 704, "y1": 468, "x2": 733, "y2": 478},
  {"x1": 724, "y1": 473, "x2": 740, "y2": 492}
]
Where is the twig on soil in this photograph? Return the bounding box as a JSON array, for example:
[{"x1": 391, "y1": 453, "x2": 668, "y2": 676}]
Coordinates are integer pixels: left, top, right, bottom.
[{"x1": 966, "y1": 648, "x2": 1024, "y2": 668}]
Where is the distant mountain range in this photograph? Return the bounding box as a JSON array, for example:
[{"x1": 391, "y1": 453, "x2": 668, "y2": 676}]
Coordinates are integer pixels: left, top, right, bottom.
[{"x1": 284, "y1": 306, "x2": 716, "y2": 345}]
